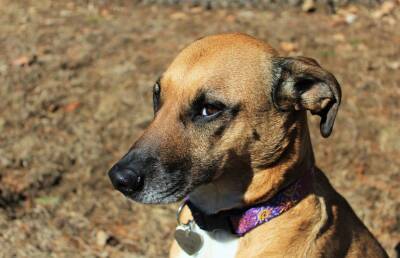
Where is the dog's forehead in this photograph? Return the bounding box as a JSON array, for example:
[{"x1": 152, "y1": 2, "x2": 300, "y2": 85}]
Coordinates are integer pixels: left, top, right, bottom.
[{"x1": 161, "y1": 33, "x2": 277, "y2": 100}]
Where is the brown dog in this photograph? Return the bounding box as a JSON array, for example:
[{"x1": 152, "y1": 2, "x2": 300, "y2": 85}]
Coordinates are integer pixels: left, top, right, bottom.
[{"x1": 109, "y1": 33, "x2": 388, "y2": 257}]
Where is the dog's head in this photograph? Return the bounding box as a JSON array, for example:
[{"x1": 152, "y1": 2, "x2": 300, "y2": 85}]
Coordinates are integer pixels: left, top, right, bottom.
[{"x1": 108, "y1": 33, "x2": 341, "y2": 208}]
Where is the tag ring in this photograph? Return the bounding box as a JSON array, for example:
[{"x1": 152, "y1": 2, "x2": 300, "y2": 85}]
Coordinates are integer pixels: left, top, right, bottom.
[{"x1": 176, "y1": 198, "x2": 188, "y2": 225}]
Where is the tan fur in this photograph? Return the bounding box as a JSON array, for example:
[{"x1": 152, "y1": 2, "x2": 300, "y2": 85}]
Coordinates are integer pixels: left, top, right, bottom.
[{"x1": 151, "y1": 33, "x2": 388, "y2": 257}]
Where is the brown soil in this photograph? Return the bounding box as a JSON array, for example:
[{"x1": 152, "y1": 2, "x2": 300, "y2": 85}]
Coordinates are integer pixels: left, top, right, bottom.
[{"x1": 0, "y1": 1, "x2": 399, "y2": 257}]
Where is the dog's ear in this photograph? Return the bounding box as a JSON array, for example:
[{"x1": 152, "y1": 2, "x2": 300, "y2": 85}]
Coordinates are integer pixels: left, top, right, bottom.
[{"x1": 271, "y1": 56, "x2": 342, "y2": 138}]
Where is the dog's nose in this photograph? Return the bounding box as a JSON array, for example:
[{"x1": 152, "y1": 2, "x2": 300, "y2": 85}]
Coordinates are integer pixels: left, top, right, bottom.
[{"x1": 108, "y1": 165, "x2": 143, "y2": 195}]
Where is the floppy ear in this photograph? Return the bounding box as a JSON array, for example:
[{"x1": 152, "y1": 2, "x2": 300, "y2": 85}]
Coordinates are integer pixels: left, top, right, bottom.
[{"x1": 272, "y1": 56, "x2": 342, "y2": 138}]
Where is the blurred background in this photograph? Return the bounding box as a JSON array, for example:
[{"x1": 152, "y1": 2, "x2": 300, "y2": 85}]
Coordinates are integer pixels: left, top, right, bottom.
[{"x1": 0, "y1": 0, "x2": 399, "y2": 257}]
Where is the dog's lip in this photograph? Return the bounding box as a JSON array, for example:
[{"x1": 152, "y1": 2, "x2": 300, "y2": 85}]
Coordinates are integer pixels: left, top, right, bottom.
[
  {"x1": 126, "y1": 193, "x2": 183, "y2": 204},
  {"x1": 125, "y1": 184, "x2": 191, "y2": 204},
  {"x1": 113, "y1": 187, "x2": 135, "y2": 198}
]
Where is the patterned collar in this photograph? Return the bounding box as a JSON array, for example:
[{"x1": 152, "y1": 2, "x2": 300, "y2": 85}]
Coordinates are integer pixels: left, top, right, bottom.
[{"x1": 186, "y1": 169, "x2": 313, "y2": 236}]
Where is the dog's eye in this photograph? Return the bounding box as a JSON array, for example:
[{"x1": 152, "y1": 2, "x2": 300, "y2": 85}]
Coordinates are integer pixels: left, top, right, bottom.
[
  {"x1": 191, "y1": 94, "x2": 225, "y2": 122},
  {"x1": 153, "y1": 81, "x2": 161, "y2": 113},
  {"x1": 201, "y1": 104, "x2": 221, "y2": 117}
]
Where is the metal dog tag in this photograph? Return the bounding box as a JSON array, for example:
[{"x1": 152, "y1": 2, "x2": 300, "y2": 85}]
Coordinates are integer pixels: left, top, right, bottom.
[{"x1": 174, "y1": 222, "x2": 203, "y2": 255}]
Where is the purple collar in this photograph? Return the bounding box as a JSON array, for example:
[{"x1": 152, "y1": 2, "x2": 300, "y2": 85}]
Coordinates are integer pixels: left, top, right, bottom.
[{"x1": 186, "y1": 170, "x2": 313, "y2": 236}]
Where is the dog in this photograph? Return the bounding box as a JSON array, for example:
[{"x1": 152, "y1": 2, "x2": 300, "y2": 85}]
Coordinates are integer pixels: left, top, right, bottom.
[{"x1": 108, "y1": 33, "x2": 388, "y2": 257}]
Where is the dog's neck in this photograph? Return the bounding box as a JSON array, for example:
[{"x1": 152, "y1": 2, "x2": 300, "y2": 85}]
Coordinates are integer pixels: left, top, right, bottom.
[
  {"x1": 189, "y1": 113, "x2": 315, "y2": 215},
  {"x1": 187, "y1": 170, "x2": 312, "y2": 236},
  {"x1": 244, "y1": 114, "x2": 315, "y2": 205}
]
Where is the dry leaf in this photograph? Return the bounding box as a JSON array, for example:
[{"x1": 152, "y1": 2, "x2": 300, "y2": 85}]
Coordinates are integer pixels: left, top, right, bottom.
[
  {"x1": 170, "y1": 12, "x2": 188, "y2": 20},
  {"x1": 64, "y1": 101, "x2": 81, "y2": 112},
  {"x1": 371, "y1": 1, "x2": 396, "y2": 19},
  {"x1": 333, "y1": 33, "x2": 346, "y2": 42},
  {"x1": 302, "y1": 0, "x2": 316, "y2": 12},
  {"x1": 100, "y1": 8, "x2": 110, "y2": 17},
  {"x1": 12, "y1": 56, "x2": 29, "y2": 66},
  {"x1": 226, "y1": 15, "x2": 236, "y2": 23},
  {"x1": 96, "y1": 230, "x2": 108, "y2": 247},
  {"x1": 345, "y1": 14, "x2": 357, "y2": 24},
  {"x1": 280, "y1": 42, "x2": 298, "y2": 52},
  {"x1": 190, "y1": 7, "x2": 203, "y2": 13},
  {"x1": 330, "y1": 15, "x2": 347, "y2": 27}
]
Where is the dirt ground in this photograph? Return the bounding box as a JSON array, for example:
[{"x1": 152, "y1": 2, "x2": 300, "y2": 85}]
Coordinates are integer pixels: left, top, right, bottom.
[{"x1": 0, "y1": 1, "x2": 399, "y2": 257}]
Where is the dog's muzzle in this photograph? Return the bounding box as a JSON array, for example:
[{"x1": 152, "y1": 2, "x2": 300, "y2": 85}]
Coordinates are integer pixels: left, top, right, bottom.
[
  {"x1": 107, "y1": 147, "x2": 190, "y2": 204},
  {"x1": 108, "y1": 164, "x2": 144, "y2": 196}
]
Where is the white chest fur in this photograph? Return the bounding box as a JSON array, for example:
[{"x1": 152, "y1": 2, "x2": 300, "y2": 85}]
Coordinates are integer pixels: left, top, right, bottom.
[{"x1": 176, "y1": 223, "x2": 239, "y2": 258}]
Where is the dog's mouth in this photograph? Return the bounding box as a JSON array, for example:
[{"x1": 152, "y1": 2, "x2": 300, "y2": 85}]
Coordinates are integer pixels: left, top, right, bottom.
[
  {"x1": 130, "y1": 177, "x2": 191, "y2": 204},
  {"x1": 126, "y1": 185, "x2": 189, "y2": 204}
]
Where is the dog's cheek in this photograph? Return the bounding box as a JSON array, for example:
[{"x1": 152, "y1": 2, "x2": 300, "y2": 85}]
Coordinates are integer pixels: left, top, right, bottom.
[
  {"x1": 213, "y1": 120, "x2": 252, "y2": 157},
  {"x1": 192, "y1": 122, "x2": 252, "y2": 183},
  {"x1": 181, "y1": 115, "x2": 251, "y2": 187},
  {"x1": 185, "y1": 151, "x2": 218, "y2": 187}
]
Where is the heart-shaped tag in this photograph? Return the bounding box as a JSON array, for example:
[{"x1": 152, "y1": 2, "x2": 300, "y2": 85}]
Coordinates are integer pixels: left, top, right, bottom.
[{"x1": 174, "y1": 224, "x2": 203, "y2": 255}]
